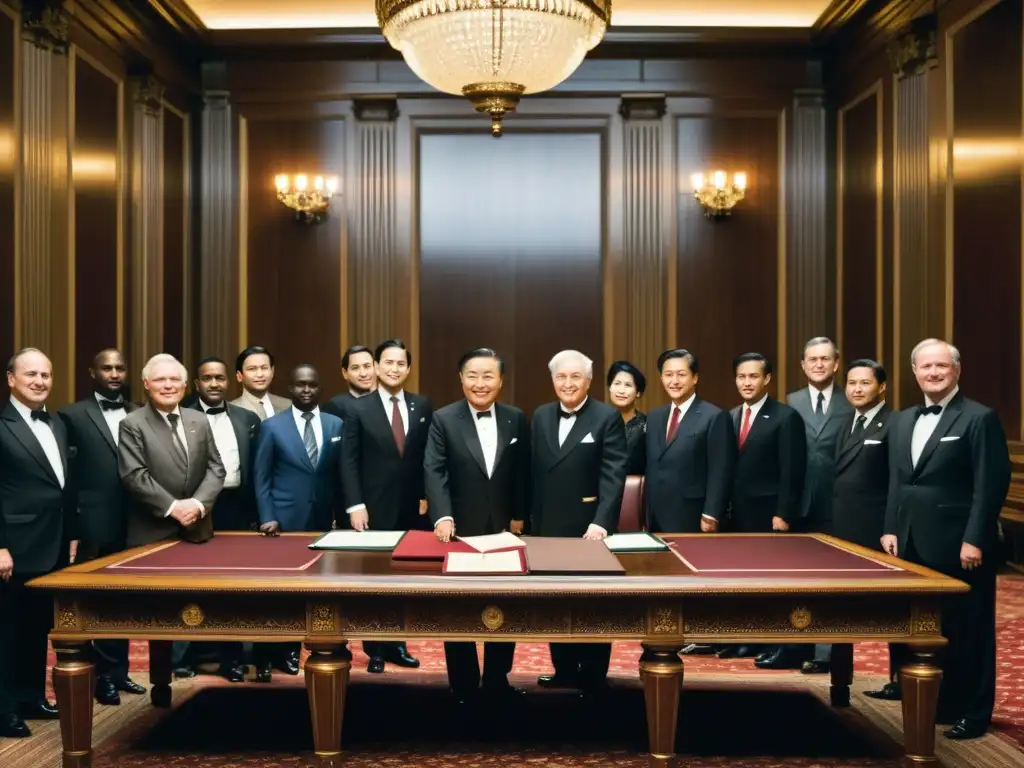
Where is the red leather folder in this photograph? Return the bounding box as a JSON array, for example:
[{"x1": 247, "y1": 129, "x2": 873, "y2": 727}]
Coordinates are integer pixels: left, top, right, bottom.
[
  {"x1": 391, "y1": 530, "x2": 475, "y2": 561},
  {"x1": 441, "y1": 548, "x2": 529, "y2": 575}
]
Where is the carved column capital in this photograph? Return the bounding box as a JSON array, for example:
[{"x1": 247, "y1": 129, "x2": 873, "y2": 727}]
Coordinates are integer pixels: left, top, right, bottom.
[
  {"x1": 203, "y1": 90, "x2": 231, "y2": 111},
  {"x1": 21, "y1": 0, "x2": 70, "y2": 55},
  {"x1": 131, "y1": 74, "x2": 166, "y2": 117},
  {"x1": 888, "y1": 14, "x2": 938, "y2": 80},
  {"x1": 793, "y1": 88, "x2": 825, "y2": 110},
  {"x1": 353, "y1": 97, "x2": 399, "y2": 122},
  {"x1": 619, "y1": 94, "x2": 666, "y2": 121}
]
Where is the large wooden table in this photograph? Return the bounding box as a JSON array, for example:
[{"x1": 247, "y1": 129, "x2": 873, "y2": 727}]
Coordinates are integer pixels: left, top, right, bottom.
[{"x1": 29, "y1": 532, "x2": 968, "y2": 768}]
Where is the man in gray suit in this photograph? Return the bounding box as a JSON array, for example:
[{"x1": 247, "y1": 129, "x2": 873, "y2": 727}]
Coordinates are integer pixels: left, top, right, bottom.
[
  {"x1": 119, "y1": 354, "x2": 226, "y2": 548},
  {"x1": 231, "y1": 346, "x2": 290, "y2": 420},
  {"x1": 779, "y1": 336, "x2": 853, "y2": 674}
]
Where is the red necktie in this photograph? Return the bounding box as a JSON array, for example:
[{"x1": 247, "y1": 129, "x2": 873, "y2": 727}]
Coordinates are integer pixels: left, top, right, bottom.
[
  {"x1": 390, "y1": 396, "x2": 405, "y2": 456},
  {"x1": 738, "y1": 406, "x2": 753, "y2": 448},
  {"x1": 666, "y1": 406, "x2": 681, "y2": 443}
]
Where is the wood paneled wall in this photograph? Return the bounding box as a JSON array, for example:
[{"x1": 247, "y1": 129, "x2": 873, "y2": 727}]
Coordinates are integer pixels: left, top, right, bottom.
[{"x1": 0, "y1": 6, "x2": 14, "y2": 366}]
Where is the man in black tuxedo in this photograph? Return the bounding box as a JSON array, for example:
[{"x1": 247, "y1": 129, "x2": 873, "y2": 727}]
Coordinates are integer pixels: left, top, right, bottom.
[
  {"x1": 341, "y1": 339, "x2": 427, "y2": 673},
  {"x1": 188, "y1": 356, "x2": 262, "y2": 682},
  {"x1": 58, "y1": 349, "x2": 147, "y2": 705},
  {"x1": 424, "y1": 348, "x2": 530, "y2": 700},
  {"x1": 0, "y1": 348, "x2": 78, "y2": 738},
  {"x1": 532, "y1": 349, "x2": 628, "y2": 691},
  {"x1": 322, "y1": 345, "x2": 377, "y2": 421},
  {"x1": 882, "y1": 339, "x2": 1010, "y2": 740},
  {"x1": 645, "y1": 348, "x2": 734, "y2": 533},
  {"x1": 826, "y1": 359, "x2": 898, "y2": 690},
  {"x1": 727, "y1": 353, "x2": 806, "y2": 668}
]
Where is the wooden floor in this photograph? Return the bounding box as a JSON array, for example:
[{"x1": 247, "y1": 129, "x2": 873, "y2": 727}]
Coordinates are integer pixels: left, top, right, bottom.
[{"x1": 0, "y1": 672, "x2": 1019, "y2": 768}]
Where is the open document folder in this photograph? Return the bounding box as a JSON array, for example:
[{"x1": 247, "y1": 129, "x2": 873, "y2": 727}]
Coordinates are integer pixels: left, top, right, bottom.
[
  {"x1": 442, "y1": 548, "x2": 528, "y2": 575},
  {"x1": 392, "y1": 529, "x2": 524, "y2": 560},
  {"x1": 308, "y1": 530, "x2": 406, "y2": 551}
]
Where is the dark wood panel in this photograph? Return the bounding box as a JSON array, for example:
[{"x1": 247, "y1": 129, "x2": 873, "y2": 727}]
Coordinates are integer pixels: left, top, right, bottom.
[
  {"x1": 839, "y1": 92, "x2": 879, "y2": 364},
  {"x1": 0, "y1": 9, "x2": 14, "y2": 366},
  {"x1": 418, "y1": 132, "x2": 603, "y2": 414},
  {"x1": 73, "y1": 55, "x2": 120, "y2": 399},
  {"x1": 163, "y1": 108, "x2": 186, "y2": 362},
  {"x1": 245, "y1": 118, "x2": 345, "y2": 398},
  {"x1": 676, "y1": 115, "x2": 782, "y2": 407},
  {"x1": 950, "y1": 0, "x2": 1022, "y2": 437}
]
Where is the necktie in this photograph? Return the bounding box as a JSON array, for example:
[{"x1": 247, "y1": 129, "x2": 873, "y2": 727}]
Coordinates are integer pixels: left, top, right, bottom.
[
  {"x1": 918, "y1": 404, "x2": 942, "y2": 418},
  {"x1": 666, "y1": 406, "x2": 681, "y2": 443},
  {"x1": 814, "y1": 391, "x2": 825, "y2": 419},
  {"x1": 261, "y1": 400, "x2": 273, "y2": 420},
  {"x1": 31, "y1": 409, "x2": 51, "y2": 423},
  {"x1": 166, "y1": 413, "x2": 188, "y2": 462},
  {"x1": 301, "y1": 411, "x2": 318, "y2": 466},
  {"x1": 205, "y1": 406, "x2": 227, "y2": 416},
  {"x1": 391, "y1": 396, "x2": 405, "y2": 455},
  {"x1": 738, "y1": 406, "x2": 753, "y2": 448},
  {"x1": 476, "y1": 411, "x2": 492, "y2": 420},
  {"x1": 853, "y1": 414, "x2": 866, "y2": 434},
  {"x1": 98, "y1": 399, "x2": 125, "y2": 411}
]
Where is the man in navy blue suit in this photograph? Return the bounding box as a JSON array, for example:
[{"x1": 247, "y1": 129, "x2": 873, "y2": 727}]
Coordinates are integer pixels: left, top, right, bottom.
[{"x1": 252, "y1": 363, "x2": 344, "y2": 680}]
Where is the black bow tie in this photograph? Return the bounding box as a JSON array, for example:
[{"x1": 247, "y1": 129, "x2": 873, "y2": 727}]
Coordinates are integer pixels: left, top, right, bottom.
[
  {"x1": 98, "y1": 399, "x2": 125, "y2": 411},
  {"x1": 560, "y1": 409, "x2": 578, "y2": 419},
  {"x1": 205, "y1": 406, "x2": 227, "y2": 416},
  {"x1": 31, "y1": 410, "x2": 50, "y2": 423},
  {"x1": 918, "y1": 404, "x2": 942, "y2": 417},
  {"x1": 475, "y1": 411, "x2": 492, "y2": 420}
]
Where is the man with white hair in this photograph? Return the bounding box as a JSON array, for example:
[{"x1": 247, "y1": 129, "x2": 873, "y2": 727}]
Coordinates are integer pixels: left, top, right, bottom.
[
  {"x1": 119, "y1": 354, "x2": 226, "y2": 547},
  {"x1": 882, "y1": 339, "x2": 1010, "y2": 740},
  {"x1": 531, "y1": 349, "x2": 627, "y2": 692}
]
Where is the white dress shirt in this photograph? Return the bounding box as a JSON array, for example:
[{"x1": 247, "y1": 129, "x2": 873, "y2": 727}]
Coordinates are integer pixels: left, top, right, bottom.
[
  {"x1": 809, "y1": 381, "x2": 834, "y2": 415},
  {"x1": 291, "y1": 405, "x2": 324, "y2": 457},
  {"x1": 558, "y1": 396, "x2": 588, "y2": 447},
  {"x1": 201, "y1": 400, "x2": 241, "y2": 488},
  {"x1": 379, "y1": 387, "x2": 409, "y2": 435},
  {"x1": 666, "y1": 392, "x2": 697, "y2": 437},
  {"x1": 911, "y1": 386, "x2": 959, "y2": 467},
  {"x1": 852, "y1": 400, "x2": 886, "y2": 433},
  {"x1": 10, "y1": 397, "x2": 64, "y2": 488},
  {"x1": 741, "y1": 393, "x2": 769, "y2": 424},
  {"x1": 96, "y1": 392, "x2": 127, "y2": 443}
]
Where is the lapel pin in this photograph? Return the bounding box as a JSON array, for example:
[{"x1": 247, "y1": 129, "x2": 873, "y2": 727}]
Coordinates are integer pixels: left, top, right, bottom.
[{"x1": 876, "y1": 422, "x2": 882, "y2": 428}]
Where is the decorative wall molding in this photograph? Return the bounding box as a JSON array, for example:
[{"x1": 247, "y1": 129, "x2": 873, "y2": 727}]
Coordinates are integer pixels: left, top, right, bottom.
[
  {"x1": 887, "y1": 14, "x2": 938, "y2": 81},
  {"x1": 619, "y1": 94, "x2": 667, "y2": 121},
  {"x1": 132, "y1": 73, "x2": 166, "y2": 118},
  {"x1": 352, "y1": 96, "x2": 399, "y2": 122},
  {"x1": 20, "y1": 0, "x2": 69, "y2": 55}
]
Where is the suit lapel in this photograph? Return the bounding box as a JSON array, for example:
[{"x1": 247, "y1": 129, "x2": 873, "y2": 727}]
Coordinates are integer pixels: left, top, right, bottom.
[
  {"x1": 52, "y1": 415, "x2": 70, "y2": 481},
  {"x1": 836, "y1": 406, "x2": 887, "y2": 473},
  {"x1": 557, "y1": 402, "x2": 594, "y2": 459},
  {"x1": 743, "y1": 397, "x2": 774, "y2": 446},
  {"x1": 912, "y1": 396, "x2": 964, "y2": 476},
  {"x1": 227, "y1": 405, "x2": 252, "y2": 480},
  {"x1": 1, "y1": 404, "x2": 62, "y2": 487},
  {"x1": 653, "y1": 406, "x2": 670, "y2": 459},
  {"x1": 369, "y1": 392, "x2": 404, "y2": 457},
  {"x1": 816, "y1": 390, "x2": 849, "y2": 437},
  {"x1": 85, "y1": 397, "x2": 119, "y2": 454},
  {"x1": 405, "y1": 393, "x2": 423, "y2": 450},
  {"x1": 493, "y1": 404, "x2": 513, "y2": 472},
  {"x1": 182, "y1": 410, "x2": 204, "y2": 485},
  {"x1": 285, "y1": 412, "x2": 316, "y2": 471},
  {"x1": 456, "y1": 404, "x2": 488, "y2": 476}
]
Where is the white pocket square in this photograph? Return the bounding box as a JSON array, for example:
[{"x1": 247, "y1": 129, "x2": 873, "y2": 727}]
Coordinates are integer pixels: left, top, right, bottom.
[
  {"x1": 331, "y1": 436, "x2": 341, "y2": 443},
  {"x1": 420, "y1": 416, "x2": 426, "y2": 422},
  {"x1": 581, "y1": 433, "x2": 595, "y2": 444},
  {"x1": 510, "y1": 437, "x2": 518, "y2": 445},
  {"x1": 940, "y1": 435, "x2": 960, "y2": 442},
  {"x1": 864, "y1": 439, "x2": 882, "y2": 445}
]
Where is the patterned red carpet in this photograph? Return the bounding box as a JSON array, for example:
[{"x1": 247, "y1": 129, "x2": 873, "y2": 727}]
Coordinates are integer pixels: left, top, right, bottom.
[{"x1": 42, "y1": 576, "x2": 1024, "y2": 766}]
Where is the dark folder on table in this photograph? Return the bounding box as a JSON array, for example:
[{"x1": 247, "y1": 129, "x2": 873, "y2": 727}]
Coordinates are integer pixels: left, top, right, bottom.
[
  {"x1": 392, "y1": 530, "x2": 475, "y2": 560},
  {"x1": 523, "y1": 537, "x2": 626, "y2": 575}
]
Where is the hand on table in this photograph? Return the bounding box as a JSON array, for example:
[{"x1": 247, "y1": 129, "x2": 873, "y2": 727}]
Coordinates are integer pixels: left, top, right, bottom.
[
  {"x1": 583, "y1": 524, "x2": 606, "y2": 540},
  {"x1": 771, "y1": 516, "x2": 789, "y2": 532},
  {"x1": 419, "y1": 499, "x2": 429, "y2": 516},
  {"x1": 170, "y1": 501, "x2": 200, "y2": 527},
  {"x1": 960, "y1": 542, "x2": 983, "y2": 571},
  {"x1": 350, "y1": 509, "x2": 370, "y2": 532},
  {"x1": 259, "y1": 521, "x2": 280, "y2": 536},
  {"x1": 0, "y1": 548, "x2": 12, "y2": 581},
  {"x1": 880, "y1": 535, "x2": 898, "y2": 557},
  {"x1": 509, "y1": 519, "x2": 524, "y2": 536},
  {"x1": 435, "y1": 520, "x2": 454, "y2": 542},
  {"x1": 700, "y1": 516, "x2": 718, "y2": 533}
]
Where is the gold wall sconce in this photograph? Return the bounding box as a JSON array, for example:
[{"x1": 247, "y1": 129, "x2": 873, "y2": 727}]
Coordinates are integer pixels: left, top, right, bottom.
[
  {"x1": 274, "y1": 174, "x2": 339, "y2": 224},
  {"x1": 690, "y1": 171, "x2": 746, "y2": 220}
]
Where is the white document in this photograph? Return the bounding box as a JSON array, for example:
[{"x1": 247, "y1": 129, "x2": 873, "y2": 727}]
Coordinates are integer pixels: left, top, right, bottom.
[
  {"x1": 458, "y1": 531, "x2": 525, "y2": 552},
  {"x1": 445, "y1": 550, "x2": 524, "y2": 573},
  {"x1": 604, "y1": 532, "x2": 668, "y2": 552},
  {"x1": 310, "y1": 530, "x2": 406, "y2": 550}
]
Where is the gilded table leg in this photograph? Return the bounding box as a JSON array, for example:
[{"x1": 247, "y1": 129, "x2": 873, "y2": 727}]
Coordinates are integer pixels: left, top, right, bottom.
[
  {"x1": 900, "y1": 647, "x2": 942, "y2": 767},
  {"x1": 829, "y1": 643, "x2": 854, "y2": 707},
  {"x1": 52, "y1": 642, "x2": 95, "y2": 768},
  {"x1": 640, "y1": 643, "x2": 684, "y2": 768},
  {"x1": 149, "y1": 640, "x2": 173, "y2": 708},
  {"x1": 304, "y1": 641, "x2": 352, "y2": 768}
]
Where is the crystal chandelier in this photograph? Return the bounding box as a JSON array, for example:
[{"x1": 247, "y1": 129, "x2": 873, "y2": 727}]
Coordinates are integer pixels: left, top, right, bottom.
[
  {"x1": 274, "y1": 174, "x2": 338, "y2": 224},
  {"x1": 376, "y1": 0, "x2": 611, "y2": 136}
]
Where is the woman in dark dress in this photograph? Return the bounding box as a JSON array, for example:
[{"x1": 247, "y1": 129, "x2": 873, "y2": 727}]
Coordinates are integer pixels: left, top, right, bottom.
[{"x1": 606, "y1": 360, "x2": 647, "y2": 475}]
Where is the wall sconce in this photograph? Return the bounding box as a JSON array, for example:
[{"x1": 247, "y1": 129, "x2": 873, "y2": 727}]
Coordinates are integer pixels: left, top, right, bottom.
[
  {"x1": 274, "y1": 174, "x2": 339, "y2": 224},
  {"x1": 690, "y1": 170, "x2": 746, "y2": 220}
]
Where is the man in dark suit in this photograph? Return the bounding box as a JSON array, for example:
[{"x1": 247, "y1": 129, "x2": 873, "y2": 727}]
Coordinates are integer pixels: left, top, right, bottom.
[
  {"x1": 188, "y1": 356, "x2": 262, "y2": 682},
  {"x1": 882, "y1": 339, "x2": 1010, "y2": 740},
  {"x1": 341, "y1": 339, "x2": 428, "y2": 672},
  {"x1": 645, "y1": 349, "x2": 734, "y2": 533},
  {"x1": 0, "y1": 348, "x2": 78, "y2": 738},
  {"x1": 322, "y1": 345, "x2": 377, "y2": 421},
  {"x1": 727, "y1": 353, "x2": 806, "y2": 668},
  {"x1": 424, "y1": 348, "x2": 530, "y2": 700},
  {"x1": 532, "y1": 349, "x2": 628, "y2": 691},
  {"x1": 58, "y1": 348, "x2": 147, "y2": 705},
  {"x1": 826, "y1": 359, "x2": 898, "y2": 688}
]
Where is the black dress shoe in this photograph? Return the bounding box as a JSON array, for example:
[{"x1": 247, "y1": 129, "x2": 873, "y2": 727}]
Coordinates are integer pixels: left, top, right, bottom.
[
  {"x1": 114, "y1": 676, "x2": 147, "y2": 695},
  {"x1": 754, "y1": 649, "x2": 774, "y2": 664},
  {"x1": 944, "y1": 718, "x2": 988, "y2": 740},
  {"x1": 864, "y1": 681, "x2": 901, "y2": 700},
  {"x1": 255, "y1": 662, "x2": 273, "y2": 683},
  {"x1": 173, "y1": 666, "x2": 196, "y2": 679},
  {"x1": 280, "y1": 653, "x2": 300, "y2": 676},
  {"x1": 801, "y1": 660, "x2": 830, "y2": 674},
  {"x1": 754, "y1": 648, "x2": 802, "y2": 670},
  {"x1": 0, "y1": 712, "x2": 31, "y2": 737},
  {"x1": 389, "y1": 648, "x2": 420, "y2": 668},
  {"x1": 20, "y1": 700, "x2": 59, "y2": 719},
  {"x1": 537, "y1": 672, "x2": 579, "y2": 688},
  {"x1": 95, "y1": 676, "x2": 121, "y2": 705},
  {"x1": 221, "y1": 664, "x2": 246, "y2": 683},
  {"x1": 367, "y1": 656, "x2": 386, "y2": 674}
]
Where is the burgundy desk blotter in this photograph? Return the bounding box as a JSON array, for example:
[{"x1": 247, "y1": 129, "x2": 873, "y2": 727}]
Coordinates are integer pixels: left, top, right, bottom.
[{"x1": 523, "y1": 537, "x2": 626, "y2": 575}]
